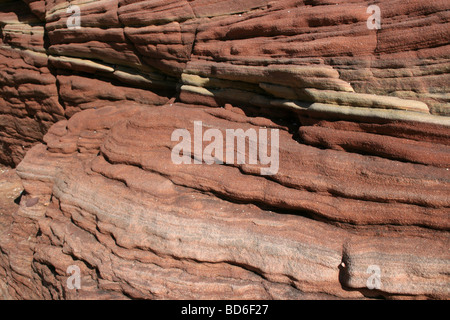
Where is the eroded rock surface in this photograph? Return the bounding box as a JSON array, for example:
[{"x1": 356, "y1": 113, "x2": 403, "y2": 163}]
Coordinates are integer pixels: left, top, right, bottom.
[
  {"x1": 0, "y1": 0, "x2": 449, "y2": 300},
  {"x1": 1, "y1": 0, "x2": 449, "y2": 165},
  {"x1": 4, "y1": 103, "x2": 448, "y2": 299}
]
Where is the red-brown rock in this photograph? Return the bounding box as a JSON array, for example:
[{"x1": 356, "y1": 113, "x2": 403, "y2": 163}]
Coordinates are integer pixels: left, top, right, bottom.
[{"x1": 0, "y1": 0, "x2": 449, "y2": 300}]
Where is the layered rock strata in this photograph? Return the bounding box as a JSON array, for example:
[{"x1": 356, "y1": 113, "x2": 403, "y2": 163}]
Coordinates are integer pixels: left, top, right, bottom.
[
  {"x1": 1, "y1": 0, "x2": 449, "y2": 165},
  {"x1": 0, "y1": 0, "x2": 449, "y2": 300},
  {"x1": 1, "y1": 102, "x2": 447, "y2": 299}
]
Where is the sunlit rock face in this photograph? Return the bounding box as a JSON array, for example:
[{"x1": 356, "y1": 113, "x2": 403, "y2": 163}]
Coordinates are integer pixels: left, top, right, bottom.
[{"x1": 0, "y1": 0, "x2": 449, "y2": 300}]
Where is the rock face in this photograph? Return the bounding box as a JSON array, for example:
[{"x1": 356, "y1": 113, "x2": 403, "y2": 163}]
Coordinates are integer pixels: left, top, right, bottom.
[{"x1": 0, "y1": 0, "x2": 449, "y2": 300}]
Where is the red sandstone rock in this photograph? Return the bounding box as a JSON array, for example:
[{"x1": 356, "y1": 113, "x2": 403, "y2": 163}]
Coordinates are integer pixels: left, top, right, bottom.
[
  {"x1": 0, "y1": 0, "x2": 449, "y2": 300},
  {"x1": 1, "y1": 0, "x2": 449, "y2": 165},
  {"x1": 5, "y1": 103, "x2": 449, "y2": 300}
]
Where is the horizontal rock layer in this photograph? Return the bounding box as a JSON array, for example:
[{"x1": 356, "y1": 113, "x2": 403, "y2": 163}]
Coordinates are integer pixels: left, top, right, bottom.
[
  {"x1": 1, "y1": 0, "x2": 449, "y2": 165},
  {"x1": 0, "y1": 0, "x2": 449, "y2": 300},
  {"x1": 2, "y1": 103, "x2": 448, "y2": 300}
]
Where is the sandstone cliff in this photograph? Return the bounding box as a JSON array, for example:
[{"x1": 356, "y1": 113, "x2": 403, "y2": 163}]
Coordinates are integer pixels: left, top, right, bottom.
[{"x1": 0, "y1": 0, "x2": 449, "y2": 299}]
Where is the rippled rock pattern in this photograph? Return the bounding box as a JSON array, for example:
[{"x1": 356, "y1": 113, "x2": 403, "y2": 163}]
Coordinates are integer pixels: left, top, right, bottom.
[{"x1": 0, "y1": 0, "x2": 449, "y2": 299}]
